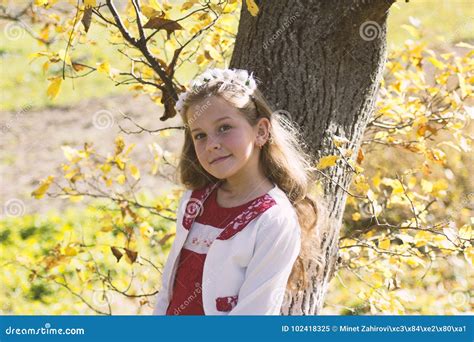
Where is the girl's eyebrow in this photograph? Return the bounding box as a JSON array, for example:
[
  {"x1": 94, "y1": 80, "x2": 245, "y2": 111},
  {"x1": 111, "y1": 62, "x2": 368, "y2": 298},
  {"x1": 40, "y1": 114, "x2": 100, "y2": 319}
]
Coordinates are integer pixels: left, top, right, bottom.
[{"x1": 190, "y1": 116, "x2": 232, "y2": 133}]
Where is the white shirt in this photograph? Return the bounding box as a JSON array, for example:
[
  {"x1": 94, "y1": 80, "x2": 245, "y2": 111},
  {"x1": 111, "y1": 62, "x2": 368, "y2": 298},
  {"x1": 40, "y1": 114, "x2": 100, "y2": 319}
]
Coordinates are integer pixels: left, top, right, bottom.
[{"x1": 152, "y1": 182, "x2": 301, "y2": 315}]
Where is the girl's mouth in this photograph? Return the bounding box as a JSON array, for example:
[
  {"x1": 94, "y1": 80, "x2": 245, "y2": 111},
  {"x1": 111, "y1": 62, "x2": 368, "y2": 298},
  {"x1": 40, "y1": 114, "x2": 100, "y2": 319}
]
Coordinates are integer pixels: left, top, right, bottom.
[{"x1": 210, "y1": 155, "x2": 231, "y2": 164}]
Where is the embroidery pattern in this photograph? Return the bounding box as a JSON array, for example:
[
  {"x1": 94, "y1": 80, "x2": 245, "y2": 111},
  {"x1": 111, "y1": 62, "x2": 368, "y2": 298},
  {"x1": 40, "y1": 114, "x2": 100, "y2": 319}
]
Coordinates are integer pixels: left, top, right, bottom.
[
  {"x1": 215, "y1": 295, "x2": 239, "y2": 312},
  {"x1": 182, "y1": 182, "x2": 277, "y2": 240},
  {"x1": 217, "y1": 195, "x2": 276, "y2": 240}
]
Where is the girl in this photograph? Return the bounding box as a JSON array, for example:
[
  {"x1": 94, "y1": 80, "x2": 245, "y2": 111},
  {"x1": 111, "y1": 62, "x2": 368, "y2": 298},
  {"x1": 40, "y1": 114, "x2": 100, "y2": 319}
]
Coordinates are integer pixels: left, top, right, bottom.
[{"x1": 153, "y1": 68, "x2": 325, "y2": 315}]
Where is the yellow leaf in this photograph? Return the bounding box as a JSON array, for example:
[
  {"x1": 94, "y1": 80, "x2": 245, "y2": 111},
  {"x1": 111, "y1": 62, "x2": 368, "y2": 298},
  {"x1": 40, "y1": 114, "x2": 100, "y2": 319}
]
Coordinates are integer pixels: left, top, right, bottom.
[
  {"x1": 101, "y1": 225, "x2": 113, "y2": 232},
  {"x1": 105, "y1": 178, "x2": 113, "y2": 187},
  {"x1": 139, "y1": 222, "x2": 154, "y2": 238},
  {"x1": 31, "y1": 176, "x2": 54, "y2": 199},
  {"x1": 117, "y1": 174, "x2": 126, "y2": 185},
  {"x1": 141, "y1": 5, "x2": 161, "y2": 18},
  {"x1": 354, "y1": 174, "x2": 370, "y2": 194},
  {"x1": 47, "y1": 77, "x2": 62, "y2": 99},
  {"x1": 332, "y1": 135, "x2": 349, "y2": 148},
  {"x1": 196, "y1": 55, "x2": 205, "y2": 65},
  {"x1": 69, "y1": 195, "x2": 83, "y2": 203},
  {"x1": 372, "y1": 273, "x2": 384, "y2": 287},
  {"x1": 421, "y1": 179, "x2": 433, "y2": 193},
  {"x1": 401, "y1": 24, "x2": 420, "y2": 38},
  {"x1": 57, "y1": 49, "x2": 72, "y2": 66},
  {"x1": 459, "y1": 224, "x2": 473, "y2": 240},
  {"x1": 42, "y1": 61, "x2": 49, "y2": 74},
  {"x1": 100, "y1": 163, "x2": 112, "y2": 174},
  {"x1": 64, "y1": 245, "x2": 78, "y2": 256},
  {"x1": 114, "y1": 156, "x2": 125, "y2": 170},
  {"x1": 352, "y1": 212, "x2": 361, "y2": 221},
  {"x1": 155, "y1": 202, "x2": 164, "y2": 211},
  {"x1": 160, "y1": 130, "x2": 171, "y2": 137},
  {"x1": 431, "y1": 179, "x2": 448, "y2": 195},
  {"x1": 379, "y1": 238, "x2": 390, "y2": 250},
  {"x1": 457, "y1": 73, "x2": 467, "y2": 98},
  {"x1": 123, "y1": 143, "x2": 136, "y2": 157},
  {"x1": 414, "y1": 230, "x2": 431, "y2": 247},
  {"x1": 181, "y1": 1, "x2": 196, "y2": 11},
  {"x1": 426, "y1": 148, "x2": 446, "y2": 164},
  {"x1": 129, "y1": 164, "x2": 140, "y2": 180},
  {"x1": 84, "y1": 0, "x2": 96, "y2": 7},
  {"x1": 372, "y1": 171, "x2": 381, "y2": 189},
  {"x1": 61, "y1": 145, "x2": 80, "y2": 162},
  {"x1": 97, "y1": 61, "x2": 111, "y2": 75},
  {"x1": 115, "y1": 136, "x2": 125, "y2": 155},
  {"x1": 464, "y1": 247, "x2": 474, "y2": 267},
  {"x1": 316, "y1": 155, "x2": 339, "y2": 170},
  {"x1": 427, "y1": 57, "x2": 445, "y2": 70},
  {"x1": 246, "y1": 0, "x2": 259, "y2": 16}
]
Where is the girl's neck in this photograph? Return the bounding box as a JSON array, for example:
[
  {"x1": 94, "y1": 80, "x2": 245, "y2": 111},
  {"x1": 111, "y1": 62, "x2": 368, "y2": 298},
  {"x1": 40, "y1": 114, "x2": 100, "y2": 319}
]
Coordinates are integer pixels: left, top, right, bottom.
[{"x1": 218, "y1": 174, "x2": 274, "y2": 205}]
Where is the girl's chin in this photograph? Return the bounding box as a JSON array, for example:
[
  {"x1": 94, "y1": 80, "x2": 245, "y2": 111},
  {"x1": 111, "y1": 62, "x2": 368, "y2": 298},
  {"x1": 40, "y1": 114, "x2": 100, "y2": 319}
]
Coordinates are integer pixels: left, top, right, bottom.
[
  {"x1": 207, "y1": 166, "x2": 237, "y2": 180},
  {"x1": 208, "y1": 170, "x2": 234, "y2": 180}
]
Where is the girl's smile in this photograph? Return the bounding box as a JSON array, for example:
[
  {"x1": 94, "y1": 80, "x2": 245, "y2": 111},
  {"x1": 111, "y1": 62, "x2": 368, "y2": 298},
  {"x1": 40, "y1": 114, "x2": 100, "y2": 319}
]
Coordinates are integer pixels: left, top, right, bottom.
[{"x1": 210, "y1": 154, "x2": 232, "y2": 164}]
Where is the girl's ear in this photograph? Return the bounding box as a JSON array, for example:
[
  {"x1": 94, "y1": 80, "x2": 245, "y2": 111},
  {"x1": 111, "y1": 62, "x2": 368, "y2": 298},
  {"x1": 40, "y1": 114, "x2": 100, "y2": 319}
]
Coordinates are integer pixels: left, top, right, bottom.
[{"x1": 255, "y1": 117, "x2": 271, "y2": 145}]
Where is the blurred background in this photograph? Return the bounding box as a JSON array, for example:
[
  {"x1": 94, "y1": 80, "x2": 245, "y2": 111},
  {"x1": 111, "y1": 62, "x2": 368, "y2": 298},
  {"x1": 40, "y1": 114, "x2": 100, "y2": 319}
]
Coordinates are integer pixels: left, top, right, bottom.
[{"x1": 0, "y1": 0, "x2": 473, "y2": 315}]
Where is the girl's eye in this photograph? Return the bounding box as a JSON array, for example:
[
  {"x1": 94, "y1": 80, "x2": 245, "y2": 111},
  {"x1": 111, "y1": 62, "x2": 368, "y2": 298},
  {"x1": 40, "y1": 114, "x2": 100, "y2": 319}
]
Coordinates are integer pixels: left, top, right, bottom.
[
  {"x1": 219, "y1": 124, "x2": 231, "y2": 132},
  {"x1": 193, "y1": 125, "x2": 230, "y2": 140},
  {"x1": 194, "y1": 133, "x2": 206, "y2": 140}
]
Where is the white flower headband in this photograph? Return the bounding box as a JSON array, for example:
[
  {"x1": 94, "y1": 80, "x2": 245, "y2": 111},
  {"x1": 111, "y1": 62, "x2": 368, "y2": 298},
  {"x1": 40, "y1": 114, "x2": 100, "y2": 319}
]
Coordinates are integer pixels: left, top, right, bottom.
[{"x1": 175, "y1": 68, "x2": 258, "y2": 115}]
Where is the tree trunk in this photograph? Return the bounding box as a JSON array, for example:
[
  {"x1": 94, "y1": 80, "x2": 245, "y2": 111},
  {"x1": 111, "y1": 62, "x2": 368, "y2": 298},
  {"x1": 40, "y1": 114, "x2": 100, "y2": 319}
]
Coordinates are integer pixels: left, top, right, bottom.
[{"x1": 230, "y1": 0, "x2": 394, "y2": 315}]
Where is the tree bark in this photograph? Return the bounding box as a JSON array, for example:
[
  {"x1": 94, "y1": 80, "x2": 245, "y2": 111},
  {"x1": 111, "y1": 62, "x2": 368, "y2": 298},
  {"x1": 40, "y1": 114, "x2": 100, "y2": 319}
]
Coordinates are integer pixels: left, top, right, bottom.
[{"x1": 230, "y1": 0, "x2": 395, "y2": 315}]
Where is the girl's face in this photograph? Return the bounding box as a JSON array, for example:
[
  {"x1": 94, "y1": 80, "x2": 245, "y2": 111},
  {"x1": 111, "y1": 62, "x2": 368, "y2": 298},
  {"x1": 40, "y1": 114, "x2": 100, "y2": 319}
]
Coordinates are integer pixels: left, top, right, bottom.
[{"x1": 186, "y1": 96, "x2": 267, "y2": 181}]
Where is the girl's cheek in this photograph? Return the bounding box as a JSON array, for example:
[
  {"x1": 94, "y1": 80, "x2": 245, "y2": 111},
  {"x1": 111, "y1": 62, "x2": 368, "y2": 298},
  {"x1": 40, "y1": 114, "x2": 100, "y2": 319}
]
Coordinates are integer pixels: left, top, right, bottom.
[
  {"x1": 222, "y1": 131, "x2": 240, "y2": 146},
  {"x1": 194, "y1": 142, "x2": 207, "y2": 158}
]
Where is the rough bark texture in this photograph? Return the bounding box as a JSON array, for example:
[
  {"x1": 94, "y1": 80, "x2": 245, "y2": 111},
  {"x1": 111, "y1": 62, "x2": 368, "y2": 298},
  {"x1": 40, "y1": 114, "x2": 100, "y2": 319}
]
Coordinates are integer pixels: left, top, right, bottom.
[{"x1": 230, "y1": 0, "x2": 394, "y2": 315}]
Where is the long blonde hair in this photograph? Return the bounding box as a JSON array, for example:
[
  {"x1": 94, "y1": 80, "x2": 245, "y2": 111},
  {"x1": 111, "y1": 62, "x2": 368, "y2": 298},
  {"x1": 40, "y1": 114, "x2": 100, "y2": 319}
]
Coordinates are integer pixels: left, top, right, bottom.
[{"x1": 177, "y1": 75, "x2": 327, "y2": 293}]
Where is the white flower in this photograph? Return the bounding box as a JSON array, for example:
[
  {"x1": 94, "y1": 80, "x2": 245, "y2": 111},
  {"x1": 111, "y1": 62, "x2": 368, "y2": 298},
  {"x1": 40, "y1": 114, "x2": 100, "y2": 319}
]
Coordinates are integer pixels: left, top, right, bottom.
[
  {"x1": 235, "y1": 69, "x2": 249, "y2": 83},
  {"x1": 222, "y1": 69, "x2": 233, "y2": 80},
  {"x1": 175, "y1": 68, "x2": 258, "y2": 115},
  {"x1": 209, "y1": 69, "x2": 221, "y2": 79}
]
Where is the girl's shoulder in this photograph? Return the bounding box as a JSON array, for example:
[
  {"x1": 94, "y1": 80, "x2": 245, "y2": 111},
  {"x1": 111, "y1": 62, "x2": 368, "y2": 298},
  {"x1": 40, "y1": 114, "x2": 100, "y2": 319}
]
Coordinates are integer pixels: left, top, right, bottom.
[
  {"x1": 256, "y1": 185, "x2": 300, "y2": 229},
  {"x1": 266, "y1": 184, "x2": 294, "y2": 210}
]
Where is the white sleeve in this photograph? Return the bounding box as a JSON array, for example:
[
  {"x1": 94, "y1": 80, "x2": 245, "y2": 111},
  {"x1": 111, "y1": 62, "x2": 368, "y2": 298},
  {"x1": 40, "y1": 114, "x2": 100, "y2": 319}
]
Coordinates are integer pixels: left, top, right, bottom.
[
  {"x1": 152, "y1": 190, "x2": 190, "y2": 315},
  {"x1": 227, "y1": 208, "x2": 301, "y2": 315}
]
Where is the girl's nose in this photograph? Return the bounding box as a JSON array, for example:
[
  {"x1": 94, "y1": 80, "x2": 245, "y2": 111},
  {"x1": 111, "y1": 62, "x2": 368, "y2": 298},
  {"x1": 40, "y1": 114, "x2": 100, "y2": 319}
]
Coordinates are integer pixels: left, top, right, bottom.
[{"x1": 206, "y1": 136, "x2": 221, "y2": 151}]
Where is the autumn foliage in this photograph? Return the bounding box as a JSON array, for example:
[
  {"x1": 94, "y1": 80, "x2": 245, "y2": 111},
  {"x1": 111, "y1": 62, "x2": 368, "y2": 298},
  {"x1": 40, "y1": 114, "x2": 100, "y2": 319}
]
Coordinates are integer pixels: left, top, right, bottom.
[{"x1": 0, "y1": 0, "x2": 472, "y2": 314}]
